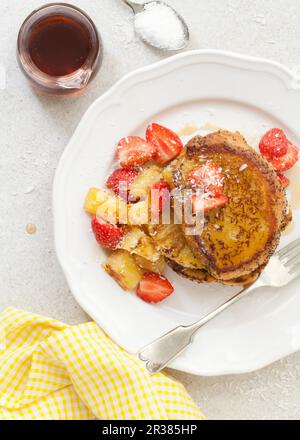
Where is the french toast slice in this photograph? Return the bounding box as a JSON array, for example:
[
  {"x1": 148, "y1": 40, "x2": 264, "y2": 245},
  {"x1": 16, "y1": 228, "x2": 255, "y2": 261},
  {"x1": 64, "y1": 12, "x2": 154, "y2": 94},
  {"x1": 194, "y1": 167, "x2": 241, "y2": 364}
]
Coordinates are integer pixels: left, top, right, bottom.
[
  {"x1": 172, "y1": 130, "x2": 289, "y2": 281},
  {"x1": 166, "y1": 259, "x2": 263, "y2": 286}
]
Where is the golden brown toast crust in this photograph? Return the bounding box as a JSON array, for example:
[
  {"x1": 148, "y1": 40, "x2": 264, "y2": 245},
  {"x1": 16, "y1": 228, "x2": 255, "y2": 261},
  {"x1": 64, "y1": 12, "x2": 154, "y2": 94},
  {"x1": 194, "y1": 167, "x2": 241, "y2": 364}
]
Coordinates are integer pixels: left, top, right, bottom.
[
  {"x1": 166, "y1": 258, "x2": 262, "y2": 286},
  {"x1": 172, "y1": 130, "x2": 289, "y2": 281}
]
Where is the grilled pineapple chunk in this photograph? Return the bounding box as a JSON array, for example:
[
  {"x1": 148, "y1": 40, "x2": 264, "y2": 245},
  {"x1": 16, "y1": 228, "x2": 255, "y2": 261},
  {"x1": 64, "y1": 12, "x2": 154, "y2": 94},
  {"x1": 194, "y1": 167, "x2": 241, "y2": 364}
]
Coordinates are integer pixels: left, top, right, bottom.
[
  {"x1": 84, "y1": 187, "x2": 127, "y2": 223},
  {"x1": 168, "y1": 245, "x2": 205, "y2": 269},
  {"x1": 161, "y1": 163, "x2": 176, "y2": 188},
  {"x1": 129, "y1": 164, "x2": 162, "y2": 200},
  {"x1": 84, "y1": 187, "x2": 102, "y2": 215},
  {"x1": 121, "y1": 227, "x2": 160, "y2": 262},
  {"x1": 147, "y1": 221, "x2": 205, "y2": 269},
  {"x1": 147, "y1": 223, "x2": 186, "y2": 259},
  {"x1": 96, "y1": 190, "x2": 128, "y2": 224},
  {"x1": 103, "y1": 250, "x2": 142, "y2": 291},
  {"x1": 84, "y1": 188, "x2": 149, "y2": 225},
  {"x1": 128, "y1": 200, "x2": 149, "y2": 225},
  {"x1": 134, "y1": 255, "x2": 165, "y2": 273}
]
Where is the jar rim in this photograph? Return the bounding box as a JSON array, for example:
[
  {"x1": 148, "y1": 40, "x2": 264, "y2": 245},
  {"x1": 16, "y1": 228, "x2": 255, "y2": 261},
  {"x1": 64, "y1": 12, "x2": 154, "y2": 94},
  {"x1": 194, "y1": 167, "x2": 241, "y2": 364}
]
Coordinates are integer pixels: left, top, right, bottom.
[{"x1": 17, "y1": 2, "x2": 102, "y2": 92}]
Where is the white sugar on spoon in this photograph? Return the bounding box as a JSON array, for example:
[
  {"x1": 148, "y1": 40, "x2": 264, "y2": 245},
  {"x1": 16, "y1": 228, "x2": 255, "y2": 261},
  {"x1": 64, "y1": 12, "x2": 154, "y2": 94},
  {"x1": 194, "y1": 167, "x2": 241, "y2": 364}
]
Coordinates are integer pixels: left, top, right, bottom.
[{"x1": 122, "y1": 0, "x2": 189, "y2": 51}]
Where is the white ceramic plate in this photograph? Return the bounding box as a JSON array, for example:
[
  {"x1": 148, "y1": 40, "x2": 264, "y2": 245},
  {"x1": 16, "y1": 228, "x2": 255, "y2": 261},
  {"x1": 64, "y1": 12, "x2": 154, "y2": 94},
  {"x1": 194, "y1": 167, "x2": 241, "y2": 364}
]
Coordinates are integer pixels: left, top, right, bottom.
[{"x1": 53, "y1": 50, "x2": 300, "y2": 376}]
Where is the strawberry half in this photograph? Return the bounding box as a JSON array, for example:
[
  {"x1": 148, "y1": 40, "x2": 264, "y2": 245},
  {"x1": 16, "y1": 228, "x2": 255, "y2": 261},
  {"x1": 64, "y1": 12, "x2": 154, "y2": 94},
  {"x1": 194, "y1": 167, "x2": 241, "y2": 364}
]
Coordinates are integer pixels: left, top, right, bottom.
[
  {"x1": 117, "y1": 136, "x2": 156, "y2": 168},
  {"x1": 146, "y1": 123, "x2": 183, "y2": 165},
  {"x1": 91, "y1": 216, "x2": 125, "y2": 250},
  {"x1": 270, "y1": 142, "x2": 299, "y2": 172},
  {"x1": 188, "y1": 163, "x2": 224, "y2": 196},
  {"x1": 259, "y1": 128, "x2": 289, "y2": 159},
  {"x1": 106, "y1": 168, "x2": 139, "y2": 198},
  {"x1": 192, "y1": 194, "x2": 228, "y2": 214},
  {"x1": 136, "y1": 273, "x2": 174, "y2": 304},
  {"x1": 277, "y1": 173, "x2": 290, "y2": 188},
  {"x1": 151, "y1": 180, "x2": 171, "y2": 214}
]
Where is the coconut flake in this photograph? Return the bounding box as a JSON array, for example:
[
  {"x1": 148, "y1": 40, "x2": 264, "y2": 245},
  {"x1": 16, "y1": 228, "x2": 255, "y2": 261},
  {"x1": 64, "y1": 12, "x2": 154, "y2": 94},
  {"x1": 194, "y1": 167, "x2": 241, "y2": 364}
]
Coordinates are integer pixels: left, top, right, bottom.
[{"x1": 239, "y1": 164, "x2": 248, "y2": 172}]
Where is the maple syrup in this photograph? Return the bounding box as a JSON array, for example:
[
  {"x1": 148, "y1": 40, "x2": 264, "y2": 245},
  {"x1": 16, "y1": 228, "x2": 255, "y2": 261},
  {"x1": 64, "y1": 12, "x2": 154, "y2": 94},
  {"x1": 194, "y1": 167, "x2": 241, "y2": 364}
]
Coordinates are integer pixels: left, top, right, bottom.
[
  {"x1": 177, "y1": 123, "x2": 199, "y2": 137},
  {"x1": 286, "y1": 165, "x2": 300, "y2": 210},
  {"x1": 29, "y1": 15, "x2": 92, "y2": 77},
  {"x1": 17, "y1": 4, "x2": 102, "y2": 94}
]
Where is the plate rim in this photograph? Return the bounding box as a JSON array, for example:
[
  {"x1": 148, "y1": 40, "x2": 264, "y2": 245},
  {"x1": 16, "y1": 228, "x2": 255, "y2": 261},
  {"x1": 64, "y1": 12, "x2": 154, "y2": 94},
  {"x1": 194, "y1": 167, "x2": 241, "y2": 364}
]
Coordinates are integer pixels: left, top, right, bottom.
[{"x1": 53, "y1": 50, "x2": 299, "y2": 376}]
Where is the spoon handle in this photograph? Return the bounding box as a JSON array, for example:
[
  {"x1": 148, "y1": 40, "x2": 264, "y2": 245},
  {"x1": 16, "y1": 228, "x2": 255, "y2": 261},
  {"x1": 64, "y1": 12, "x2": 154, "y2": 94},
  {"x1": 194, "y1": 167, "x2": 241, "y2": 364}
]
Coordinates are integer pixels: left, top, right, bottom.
[{"x1": 122, "y1": 0, "x2": 144, "y2": 14}]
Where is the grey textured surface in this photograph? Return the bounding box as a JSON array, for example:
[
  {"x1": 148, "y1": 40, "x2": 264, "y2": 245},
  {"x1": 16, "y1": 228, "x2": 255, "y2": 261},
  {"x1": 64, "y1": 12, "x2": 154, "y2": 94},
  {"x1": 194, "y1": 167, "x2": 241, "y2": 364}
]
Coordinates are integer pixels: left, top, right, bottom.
[{"x1": 1, "y1": 0, "x2": 300, "y2": 420}]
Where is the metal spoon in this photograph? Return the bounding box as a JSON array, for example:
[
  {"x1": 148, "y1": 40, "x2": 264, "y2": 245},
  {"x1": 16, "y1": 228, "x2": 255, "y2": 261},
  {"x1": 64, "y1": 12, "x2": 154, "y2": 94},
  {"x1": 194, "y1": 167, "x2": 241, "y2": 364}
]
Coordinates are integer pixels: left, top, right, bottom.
[{"x1": 122, "y1": 0, "x2": 189, "y2": 51}]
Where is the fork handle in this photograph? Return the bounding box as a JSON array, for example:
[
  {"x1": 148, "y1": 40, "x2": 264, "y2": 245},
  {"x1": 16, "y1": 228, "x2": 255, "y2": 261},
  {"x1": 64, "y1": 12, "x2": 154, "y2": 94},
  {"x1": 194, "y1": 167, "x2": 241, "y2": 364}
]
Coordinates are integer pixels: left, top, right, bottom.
[{"x1": 138, "y1": 280, "x2": 263, "y2": 374}]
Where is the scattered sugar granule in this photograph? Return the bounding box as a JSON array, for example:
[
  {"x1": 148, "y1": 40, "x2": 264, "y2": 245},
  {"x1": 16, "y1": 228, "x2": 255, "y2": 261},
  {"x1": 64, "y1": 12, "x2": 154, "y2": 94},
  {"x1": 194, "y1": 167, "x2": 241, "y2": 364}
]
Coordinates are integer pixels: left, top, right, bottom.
[
  {"x1": 134, "y1": 2, "x2": 186, "y2": 50},
  {"x1": 26, "y1": 223, "x2": 37, "y2": 235},
  {"x1": 253, "y1": 14, "x2": 266, "y2": 26}
]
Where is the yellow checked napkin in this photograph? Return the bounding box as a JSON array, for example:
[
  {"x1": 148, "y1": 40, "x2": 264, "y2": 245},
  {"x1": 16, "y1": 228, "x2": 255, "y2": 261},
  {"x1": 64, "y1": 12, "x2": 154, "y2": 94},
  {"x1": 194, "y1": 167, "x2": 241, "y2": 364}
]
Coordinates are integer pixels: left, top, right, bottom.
[{"x1": 0, "y1": 308, "x2": 204, "y2": 420}]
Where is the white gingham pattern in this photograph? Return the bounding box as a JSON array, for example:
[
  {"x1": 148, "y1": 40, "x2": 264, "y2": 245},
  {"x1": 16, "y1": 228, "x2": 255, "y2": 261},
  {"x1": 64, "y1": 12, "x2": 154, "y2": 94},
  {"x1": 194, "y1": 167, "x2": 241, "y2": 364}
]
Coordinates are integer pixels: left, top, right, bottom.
[{"x1": 0, "y1": 308, "x2": 204, "y2": 420}]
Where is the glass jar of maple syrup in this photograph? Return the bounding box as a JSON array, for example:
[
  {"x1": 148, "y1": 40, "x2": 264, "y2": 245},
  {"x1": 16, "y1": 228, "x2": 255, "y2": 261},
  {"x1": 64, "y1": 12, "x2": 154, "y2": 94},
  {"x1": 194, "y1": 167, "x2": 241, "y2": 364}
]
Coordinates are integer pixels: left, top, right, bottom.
[{"x1": 17, "y1": 3, "x2": 102, "y2": 94}]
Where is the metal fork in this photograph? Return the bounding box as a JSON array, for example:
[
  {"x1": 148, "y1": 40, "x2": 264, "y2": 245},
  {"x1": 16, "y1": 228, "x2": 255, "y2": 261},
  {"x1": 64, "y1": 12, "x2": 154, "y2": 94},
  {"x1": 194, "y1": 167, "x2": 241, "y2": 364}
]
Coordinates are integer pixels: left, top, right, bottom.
[{"x1": 138, "y1": 238, "x2": 300, "y2": 374}]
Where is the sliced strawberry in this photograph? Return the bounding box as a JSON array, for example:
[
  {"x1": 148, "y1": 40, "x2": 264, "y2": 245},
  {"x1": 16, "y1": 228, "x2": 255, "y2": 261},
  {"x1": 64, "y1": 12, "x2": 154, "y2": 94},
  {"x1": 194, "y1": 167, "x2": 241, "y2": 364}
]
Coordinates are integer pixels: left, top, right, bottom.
[
  {"x1": 151, "y1": 180, "x2": 171, "y2": 214},
  {"x1": 259, "y1": 128, "x2": 289, "y2": 159},
  {"x1": 117, "y1": 136, "x2": 155, "y2": 168},
  {"x1": 191, "y1": 194, "x2": 228, "y2": 214},
  {"x1": 146, "y1": 123, "x2": 183, "y2": 165},
  {"x1": 106, "y1": 168, "x2": 139, "y2": 198},
  {"x1": 270, "y1": 142, "x2": 299, "y2": 172},
  {"x1": 188, "y1": 163, "x2": 224, "y2": 196},
  {"x1": 277, "y1": 173, "x2": 290, "y2": 188},
  {"x1": 136, "y1": 273, "x2": 174, "y2": 304},
  {"x1": 91, "y1": 216, "x2": 125, "y2": 250}
]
